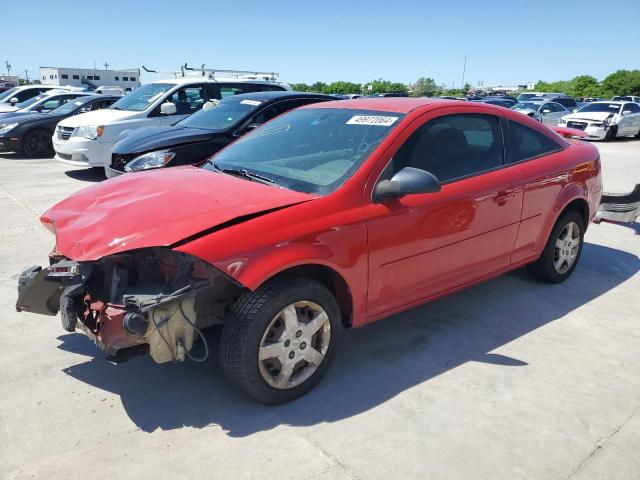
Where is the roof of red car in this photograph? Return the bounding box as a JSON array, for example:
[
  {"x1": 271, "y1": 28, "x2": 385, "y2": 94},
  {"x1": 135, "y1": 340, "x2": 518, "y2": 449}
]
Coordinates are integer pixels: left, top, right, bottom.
[{"x1": 306, "y1": 97, "x2": 465, "y2": 113}]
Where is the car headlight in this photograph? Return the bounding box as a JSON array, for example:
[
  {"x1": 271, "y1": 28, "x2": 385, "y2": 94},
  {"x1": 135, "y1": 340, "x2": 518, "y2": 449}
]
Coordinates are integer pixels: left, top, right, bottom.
[
  {"x1": 590, "y1": 122, "x2": 604, "y2": 128},
  {"x1": 124, "y1": 150, "x2": 175, "y2": 172},
  {"x1": 72, "y1": 125, "x2": 104, "y2": 140},
  {"x1": 558, "y1": 119, "x2": 567, "y2": 126},
  {"x1": 0, "y1": 122, "x2": 18, "y2": 135}
]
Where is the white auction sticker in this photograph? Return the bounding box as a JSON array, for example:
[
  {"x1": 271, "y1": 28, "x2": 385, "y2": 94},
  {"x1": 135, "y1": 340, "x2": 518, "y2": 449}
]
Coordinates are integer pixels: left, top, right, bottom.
[
  {"x1": 346, "y1": 115, "x2": 399, "y2": 126},
  {"x1": 241, "y1": 99, "x2": 262, "y2": 106}
]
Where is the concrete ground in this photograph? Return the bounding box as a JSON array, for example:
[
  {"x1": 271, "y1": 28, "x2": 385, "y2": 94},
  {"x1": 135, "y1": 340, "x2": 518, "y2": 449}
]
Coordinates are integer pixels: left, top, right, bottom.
[{"x1": 0, "y1": 139, "x2": 638, "y2": 480}]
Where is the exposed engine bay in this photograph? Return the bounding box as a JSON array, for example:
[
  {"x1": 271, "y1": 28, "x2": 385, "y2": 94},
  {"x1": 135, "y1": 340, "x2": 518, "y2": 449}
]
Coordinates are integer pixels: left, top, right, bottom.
[{"x1": 16, "y1": 248, "x2": 242, "y2": 363}]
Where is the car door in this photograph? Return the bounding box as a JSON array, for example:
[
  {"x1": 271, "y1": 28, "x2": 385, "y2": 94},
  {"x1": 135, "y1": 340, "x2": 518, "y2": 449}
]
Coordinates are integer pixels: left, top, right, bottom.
[
  {"x1": 155, "y1": 84, "x2": 208, "y2": 126},
  {"x1": 619, "y1": 102, "x2": 640, "y2": 134},
  {"x1": 363, "y1": 112, "x2": 524, "y2": 318}
]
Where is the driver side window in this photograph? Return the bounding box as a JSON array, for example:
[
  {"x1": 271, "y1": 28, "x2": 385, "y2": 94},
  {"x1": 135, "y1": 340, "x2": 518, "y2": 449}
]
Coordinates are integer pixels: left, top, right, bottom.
[
  {"x1": 165, "y1": 86, "x2": 207, "y2": 115},
  {"x1": 389, "y1": 114, "x2": 504, "y2": 183}
]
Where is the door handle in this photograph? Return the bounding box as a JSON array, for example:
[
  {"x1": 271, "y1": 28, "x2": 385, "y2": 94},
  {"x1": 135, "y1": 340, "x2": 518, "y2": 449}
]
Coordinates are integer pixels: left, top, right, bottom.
[{"x1": 493, "y1": 191, "x2": 512, "y2": 206}]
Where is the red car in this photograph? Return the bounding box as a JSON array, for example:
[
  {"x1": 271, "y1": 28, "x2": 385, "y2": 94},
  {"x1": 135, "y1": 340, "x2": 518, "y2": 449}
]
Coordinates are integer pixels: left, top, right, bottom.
[{"x1": 17, "y1": 98, "x2": 602, "y2": 404}]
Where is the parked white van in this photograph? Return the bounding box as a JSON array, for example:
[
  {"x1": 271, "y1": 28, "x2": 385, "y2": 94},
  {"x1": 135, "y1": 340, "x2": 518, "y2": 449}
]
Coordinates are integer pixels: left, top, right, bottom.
[{"x1": 53, "y1": 75, "x2": 291, "y2": 173}]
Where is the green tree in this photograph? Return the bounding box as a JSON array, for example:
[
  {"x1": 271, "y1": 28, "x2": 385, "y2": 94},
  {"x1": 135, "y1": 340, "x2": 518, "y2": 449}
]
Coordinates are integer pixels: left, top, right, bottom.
[
  {"x1": 367, "y1": 79, "x2": 408, "y2": 94},
  {"x1": 603, "y1": 70, "x2": 640, "y2": 96},
  {"x1": 567, "y1": 75, "x2": 598, "y2": 97},
  {"x1": 412, "y1": 77, "x2": 439, "y2": 97},
  {"x1": 323, "y1": 81, "x2": 362, "y2": 94},
  {"x1": 291, "y1": 83, "x2": 310, "y2": 92},
  {"x1": 309, "y1": 82, "x2": 327, "y2": 93}
]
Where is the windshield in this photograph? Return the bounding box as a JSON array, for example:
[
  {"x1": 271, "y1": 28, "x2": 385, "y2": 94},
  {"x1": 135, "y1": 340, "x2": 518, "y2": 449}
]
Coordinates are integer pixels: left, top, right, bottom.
[
  {"x1": 512, "y1": 102, "x2": 540, "y2": 111},
  {"x1": 517, "y1": 93, "x2": 538, "y2": 101},
  {"x1": 578, "y1": 103, "x2": 622, "y2": 114},
  {"x1": 50, "y1": 98, "x2": 89, "y2": 115},
  {"x1": 0, "y1": 87, "x2": 19, "y2": 102},
  {"x1": 178, "y1": 96, "x2": 260, "y2": 130},
  {"x1": 16, "y1": 95, "x2": 45, "y2": 109},
  {"x1": 204, "y1": 108, "x2": 405, "y2": 194},
  {"x1": 110, "y1": 83, "x2": 173, "y2": 111}
]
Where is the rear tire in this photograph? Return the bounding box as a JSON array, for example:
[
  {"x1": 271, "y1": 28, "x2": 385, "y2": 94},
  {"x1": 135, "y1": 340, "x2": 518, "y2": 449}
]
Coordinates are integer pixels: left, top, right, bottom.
[
  {"x1": 22, "y1": 129, "x2": 53, "y2": 157},
  {"x1": 220, "y1": 277, "x2": 341, "y2": 404},
  {"x1": 527, "y1": 210, "x2": 585, "y2": 283}
]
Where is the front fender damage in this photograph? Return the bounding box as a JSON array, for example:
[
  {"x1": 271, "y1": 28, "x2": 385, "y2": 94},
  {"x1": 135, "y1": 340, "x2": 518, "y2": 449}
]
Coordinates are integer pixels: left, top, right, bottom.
[{"x1": 16, "y1": 248, "x2": 243, "y2": 363}]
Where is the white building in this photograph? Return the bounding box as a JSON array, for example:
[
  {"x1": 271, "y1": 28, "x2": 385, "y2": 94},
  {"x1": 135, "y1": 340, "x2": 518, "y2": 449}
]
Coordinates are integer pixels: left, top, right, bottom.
[{"x1": 39, "y1": 67, "x2": 141, "y2": 90}]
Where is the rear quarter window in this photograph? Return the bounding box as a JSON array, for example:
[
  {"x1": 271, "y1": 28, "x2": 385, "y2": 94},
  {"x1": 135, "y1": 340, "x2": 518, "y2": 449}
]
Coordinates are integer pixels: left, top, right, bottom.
[{"x1": 508, "y1": 121, "x2": 562, "y2": 162}]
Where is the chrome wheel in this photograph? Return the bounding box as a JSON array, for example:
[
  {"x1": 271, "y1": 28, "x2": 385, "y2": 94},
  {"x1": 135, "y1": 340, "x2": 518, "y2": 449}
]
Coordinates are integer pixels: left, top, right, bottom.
[
  {"x1": 258, "y1": 301, "x2": 331, "y2": 390},
  {"x1": 553, "y1": 222, "x2": 580, "y2": 274}
]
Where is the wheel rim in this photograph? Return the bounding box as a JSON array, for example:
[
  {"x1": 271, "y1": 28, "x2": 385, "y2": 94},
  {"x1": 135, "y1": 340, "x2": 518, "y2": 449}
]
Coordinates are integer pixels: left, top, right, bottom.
[
  {"x1": 553, "y1": 221, "x2": 580, "y2": 274},
  {"x1": 258, "y1": 301, "x2": 331, "y2": 390},
  {"x1": 27, "y1": 133, "x2": 47, "y2": 155}
]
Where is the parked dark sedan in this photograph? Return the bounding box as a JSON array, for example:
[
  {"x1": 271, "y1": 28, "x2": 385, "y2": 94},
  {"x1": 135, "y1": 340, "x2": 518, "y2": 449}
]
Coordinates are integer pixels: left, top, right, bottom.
[
  {"x1": 106, "y1": 91, "x2": 336, "y2": 176},
  {"x1": 0, "y1": 95, "x2": 118, "y2": 157}
]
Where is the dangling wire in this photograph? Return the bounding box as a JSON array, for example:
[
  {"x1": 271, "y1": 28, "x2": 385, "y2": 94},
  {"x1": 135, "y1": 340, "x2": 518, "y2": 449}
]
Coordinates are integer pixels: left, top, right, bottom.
[{"x1": 178, "y1": 300, "x2": 209, "y2": 363}]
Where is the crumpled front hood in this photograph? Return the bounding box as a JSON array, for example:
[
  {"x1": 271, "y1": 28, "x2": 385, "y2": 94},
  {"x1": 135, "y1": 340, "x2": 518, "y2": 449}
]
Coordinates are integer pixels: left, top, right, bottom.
[
  {"x1": 563, "y1": 111, "x2": 615, "y2": 122},
  {"x1": 112, "y1": 126, "x2": 218, "y2": 155},
  {"x1": 44, "y1": 167, "x2": 315, "y2": 261}
]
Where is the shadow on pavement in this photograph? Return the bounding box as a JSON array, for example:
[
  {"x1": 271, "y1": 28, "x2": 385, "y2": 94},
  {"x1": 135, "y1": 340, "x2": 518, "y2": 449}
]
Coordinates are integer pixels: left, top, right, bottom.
[
  {"x1": 64, "y1": 168, "x2": 105, "y2": 182},
  {"x1": 59, "y1": 242, "x2": 639, "y2": 436}
]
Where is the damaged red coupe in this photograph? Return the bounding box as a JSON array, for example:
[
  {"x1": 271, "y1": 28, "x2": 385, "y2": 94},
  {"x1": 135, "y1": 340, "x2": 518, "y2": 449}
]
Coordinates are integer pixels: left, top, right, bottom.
[{"x1": 17, "y1": 98, "x2": 602, "y2": 404}]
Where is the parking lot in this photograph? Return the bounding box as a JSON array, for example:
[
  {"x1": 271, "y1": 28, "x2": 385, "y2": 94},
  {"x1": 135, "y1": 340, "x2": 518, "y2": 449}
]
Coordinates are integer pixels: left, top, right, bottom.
[{"x1": 0, "y1": 140, "x2": 638, "y2": 479}]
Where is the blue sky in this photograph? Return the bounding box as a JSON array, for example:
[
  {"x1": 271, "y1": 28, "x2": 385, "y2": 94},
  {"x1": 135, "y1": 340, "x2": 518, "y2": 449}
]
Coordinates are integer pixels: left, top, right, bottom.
[{"x1": 2, "y1": 0, "x2": 639, "y2": 87}]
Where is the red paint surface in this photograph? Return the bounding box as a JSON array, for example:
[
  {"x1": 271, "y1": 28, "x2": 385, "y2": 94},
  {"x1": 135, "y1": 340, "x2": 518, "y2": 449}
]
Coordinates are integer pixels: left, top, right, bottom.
[{"x1": 44, "y1": 99, "x2": 602, "y2": 328}]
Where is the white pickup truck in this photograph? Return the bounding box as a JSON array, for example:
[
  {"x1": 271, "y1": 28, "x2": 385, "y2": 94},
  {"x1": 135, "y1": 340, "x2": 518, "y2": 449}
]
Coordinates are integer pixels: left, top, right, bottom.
[{"x1": 53, "y1": 76, "x2": 291, "y2": 174}]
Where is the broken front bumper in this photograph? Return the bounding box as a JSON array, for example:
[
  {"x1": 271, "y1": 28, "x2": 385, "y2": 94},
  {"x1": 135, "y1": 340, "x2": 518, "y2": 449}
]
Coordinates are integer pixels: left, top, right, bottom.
[
  {"x1": 594, "y1": 184, "x2": 640, "y2": 224},
  {"x1": 16, "y1": 249, "x2": 242, "y2": 363}
]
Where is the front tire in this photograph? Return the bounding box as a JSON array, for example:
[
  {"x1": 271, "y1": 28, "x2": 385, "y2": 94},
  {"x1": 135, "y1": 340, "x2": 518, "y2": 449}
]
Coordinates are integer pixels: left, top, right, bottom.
[
  {"x1": 604, "y1": 125, "x2": 617, "y2": 142},
  {"x1": 22, "y1": 129, "x2": 53, "y2": 157},
  {"x1": 220, "y1": 277, "x2": 341, "y2": 404},
  {"x1": 527, "y1": 210, "x2": 585, "y2": 283}
]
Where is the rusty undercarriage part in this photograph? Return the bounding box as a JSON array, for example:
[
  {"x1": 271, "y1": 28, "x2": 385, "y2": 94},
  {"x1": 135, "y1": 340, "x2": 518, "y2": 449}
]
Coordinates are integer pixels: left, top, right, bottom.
[
  {"x1": 17, "y1": 248, "x2": 242, "y2": 363},
  {"x1": 594, "y1": 184, "x2": 640, "y2": 224}
]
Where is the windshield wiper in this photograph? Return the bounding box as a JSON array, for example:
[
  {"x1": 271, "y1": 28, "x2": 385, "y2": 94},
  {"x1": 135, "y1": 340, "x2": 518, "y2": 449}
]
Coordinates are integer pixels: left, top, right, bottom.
[{"x1": 212, "y1": 163, "x2": 275, "y2": 185}]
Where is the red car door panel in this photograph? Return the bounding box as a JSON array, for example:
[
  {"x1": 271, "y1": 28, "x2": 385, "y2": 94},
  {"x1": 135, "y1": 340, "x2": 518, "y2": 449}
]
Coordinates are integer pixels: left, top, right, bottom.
[
  {"x1": 363, "y1": 111, "x2": 524, "y2": 319},
  {"x1": 365, "y1": 166, "x2": 523, "y2": 318}
]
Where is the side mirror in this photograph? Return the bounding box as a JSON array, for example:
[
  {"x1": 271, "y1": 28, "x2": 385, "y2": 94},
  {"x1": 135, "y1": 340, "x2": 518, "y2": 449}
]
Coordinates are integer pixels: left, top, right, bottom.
[
  {"x1": 78, "y1": 107, "x2": 90, "y2": 114},
  {"x1": 160, "y1": 102, "x2": 177, "y2": 115},
  {"x1": 373, "y1": 167, "x2": 441, "y2": 203},
  {"x1": 541, "y1": 109, "x2": 551, "y2": 114},
  {"x1": 9, "y1": 97, "x2": 19, "y2": 105},
  {"x1": 622, "y1": 110, "x2": 632, "y2": 115},
  {"x1": 234, "y1": 122, "x2": 261, "y2": 137}
]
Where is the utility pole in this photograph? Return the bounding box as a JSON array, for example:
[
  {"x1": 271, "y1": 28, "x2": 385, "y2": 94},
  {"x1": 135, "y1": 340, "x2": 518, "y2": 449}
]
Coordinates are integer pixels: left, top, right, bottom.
[
  {"x1": 104, "y1": 62, "x2": 109, "y2": 70},
  {"x1": 461, "y1": 55, "x2": 467, "y2": 89},
  {"x1": 5, "y1": 61, "x2": 11, "y2": 75},
  {"x1": 24, "y1": 69, "x2": 29, "y2": 84}
]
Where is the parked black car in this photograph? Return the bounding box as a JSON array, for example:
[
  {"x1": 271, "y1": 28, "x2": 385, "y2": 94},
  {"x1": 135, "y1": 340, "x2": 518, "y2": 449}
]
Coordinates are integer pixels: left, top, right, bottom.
[
  {"x1": 0, "y1": 95, "x2": 118, "y2": 157},
  {"x1": 107, "y1": 91, "x2": 336, "y2": 176}
]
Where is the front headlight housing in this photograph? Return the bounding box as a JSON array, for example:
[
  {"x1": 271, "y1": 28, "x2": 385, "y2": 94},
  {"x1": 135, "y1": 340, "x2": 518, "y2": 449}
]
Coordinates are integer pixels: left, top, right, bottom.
[
  {"x1": 0, "y1": 122, "x2": 18, "y2": 135},
  {"x1": 124, "y1": 150, "x2": 175, "y2": 172},
  {"x1": 72, "y1": 125, "x2": 104, "y2": 140},
  {"x1": 590, "y1": 122, "x2": 604, "y2": 128}
]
